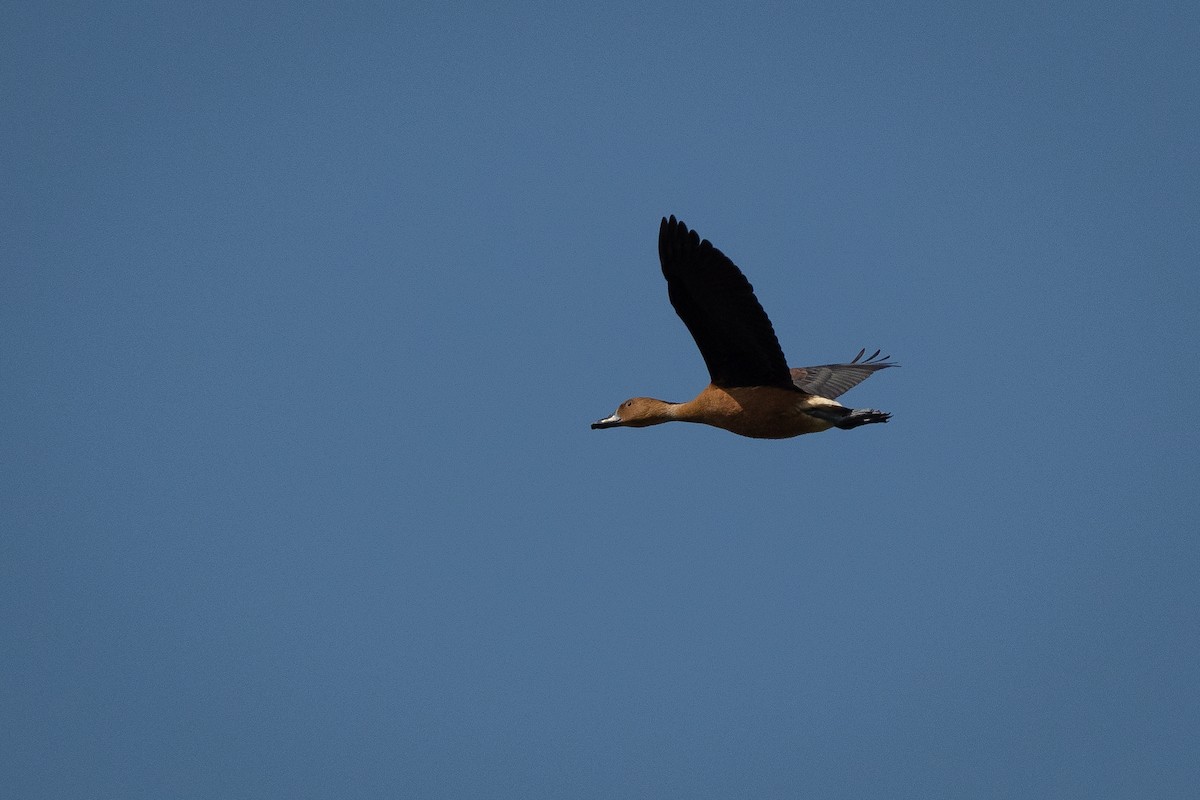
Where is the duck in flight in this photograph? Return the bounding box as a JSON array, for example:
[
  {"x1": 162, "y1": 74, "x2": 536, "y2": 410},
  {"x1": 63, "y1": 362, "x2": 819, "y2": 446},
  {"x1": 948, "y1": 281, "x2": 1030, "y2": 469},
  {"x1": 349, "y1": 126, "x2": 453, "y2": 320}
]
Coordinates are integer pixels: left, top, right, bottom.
[{"x1": 592, "y1": 216, "x2": 895, "y2": 439}]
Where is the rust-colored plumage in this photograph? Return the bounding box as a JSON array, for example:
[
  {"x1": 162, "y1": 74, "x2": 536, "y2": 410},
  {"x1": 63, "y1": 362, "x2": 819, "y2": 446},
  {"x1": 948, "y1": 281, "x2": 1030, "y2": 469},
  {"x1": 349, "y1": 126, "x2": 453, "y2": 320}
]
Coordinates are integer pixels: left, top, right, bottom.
[{"x1": 592, "y1": 216, "x2": 896, "y2": 439}]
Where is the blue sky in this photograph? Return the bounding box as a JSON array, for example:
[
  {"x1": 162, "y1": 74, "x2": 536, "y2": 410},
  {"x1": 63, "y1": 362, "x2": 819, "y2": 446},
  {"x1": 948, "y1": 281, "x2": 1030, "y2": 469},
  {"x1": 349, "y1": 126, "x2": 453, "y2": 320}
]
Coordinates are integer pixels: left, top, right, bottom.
[{"x1": 3, "y1": 2, "x2": 1198, "y2": 797}]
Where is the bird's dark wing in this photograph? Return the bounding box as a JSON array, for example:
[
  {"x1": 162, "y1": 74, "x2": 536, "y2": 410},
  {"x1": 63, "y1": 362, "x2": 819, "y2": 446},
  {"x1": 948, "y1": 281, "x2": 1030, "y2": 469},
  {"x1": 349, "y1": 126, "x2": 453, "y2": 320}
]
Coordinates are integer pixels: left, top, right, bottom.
[
  {"x1": 658, "y1": 216, "x2": 792, "y2": 388},
  {"x1": 790, "y1": 349, "x2": 897, "y2": 399}
]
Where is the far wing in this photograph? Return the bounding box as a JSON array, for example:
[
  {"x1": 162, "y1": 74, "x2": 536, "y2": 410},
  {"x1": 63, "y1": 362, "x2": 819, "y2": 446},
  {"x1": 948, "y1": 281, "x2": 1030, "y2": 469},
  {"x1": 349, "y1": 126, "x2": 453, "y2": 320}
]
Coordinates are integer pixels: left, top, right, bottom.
[{"x1": 790, "y1": 349, "x2": 896, "y2": 399}]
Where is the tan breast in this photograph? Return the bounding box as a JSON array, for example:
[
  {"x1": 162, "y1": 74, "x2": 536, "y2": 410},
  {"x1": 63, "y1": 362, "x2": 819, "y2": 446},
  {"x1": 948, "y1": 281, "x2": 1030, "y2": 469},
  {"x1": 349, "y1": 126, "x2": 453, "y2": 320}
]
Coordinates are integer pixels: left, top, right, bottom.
[{"x1": 681, "y1": 385, "x2": 841, "y2": 439}]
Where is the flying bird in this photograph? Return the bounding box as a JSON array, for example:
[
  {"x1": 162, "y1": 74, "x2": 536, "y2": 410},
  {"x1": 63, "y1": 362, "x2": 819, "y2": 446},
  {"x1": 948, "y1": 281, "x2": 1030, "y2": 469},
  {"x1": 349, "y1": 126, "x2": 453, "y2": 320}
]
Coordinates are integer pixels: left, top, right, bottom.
[{"x1": 592, "y1": 216, "x2": 896, "y2": 439}]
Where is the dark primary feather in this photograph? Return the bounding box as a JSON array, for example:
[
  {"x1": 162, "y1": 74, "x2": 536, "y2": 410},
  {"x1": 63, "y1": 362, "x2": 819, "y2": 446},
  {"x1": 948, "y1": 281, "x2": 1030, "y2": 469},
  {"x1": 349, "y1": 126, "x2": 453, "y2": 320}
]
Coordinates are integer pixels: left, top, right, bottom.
[
  {"x1": 658, "y1": 216, "x2": 793, "y2": 389},
  {"x1": 790, "y1": 349, "x2": 897, "y2": 399}
]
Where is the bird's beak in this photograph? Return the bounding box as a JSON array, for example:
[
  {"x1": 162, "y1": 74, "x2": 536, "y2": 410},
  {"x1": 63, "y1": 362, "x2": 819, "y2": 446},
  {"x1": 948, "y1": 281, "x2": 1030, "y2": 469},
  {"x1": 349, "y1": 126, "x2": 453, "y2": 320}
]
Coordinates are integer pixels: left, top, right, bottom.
[{"x1": 591, "y1": 413, "x2": 622, "y2": 430}]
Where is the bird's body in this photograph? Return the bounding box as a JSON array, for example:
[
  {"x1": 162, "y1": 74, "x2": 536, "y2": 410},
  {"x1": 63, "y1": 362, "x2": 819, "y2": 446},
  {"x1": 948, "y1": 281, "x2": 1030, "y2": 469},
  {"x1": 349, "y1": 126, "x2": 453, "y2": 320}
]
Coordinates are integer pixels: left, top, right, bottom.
[
  {"x1": 592, "y1": 216, "x2": 895, "y2": 439},
  {"x1": 601, "y1": 385, "x2": 847, "y2": 439}
]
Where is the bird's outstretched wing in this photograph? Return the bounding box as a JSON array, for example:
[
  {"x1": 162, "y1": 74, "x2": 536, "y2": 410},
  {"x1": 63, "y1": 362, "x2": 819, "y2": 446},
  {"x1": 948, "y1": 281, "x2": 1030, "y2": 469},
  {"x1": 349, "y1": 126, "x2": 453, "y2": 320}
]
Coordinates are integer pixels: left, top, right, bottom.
[
  {"x1": 790, "y1": 349, "x2": 897, "y2": 399},
  {"x1": 658, "y1": 216, "x2": 792, "y2": 389}
]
